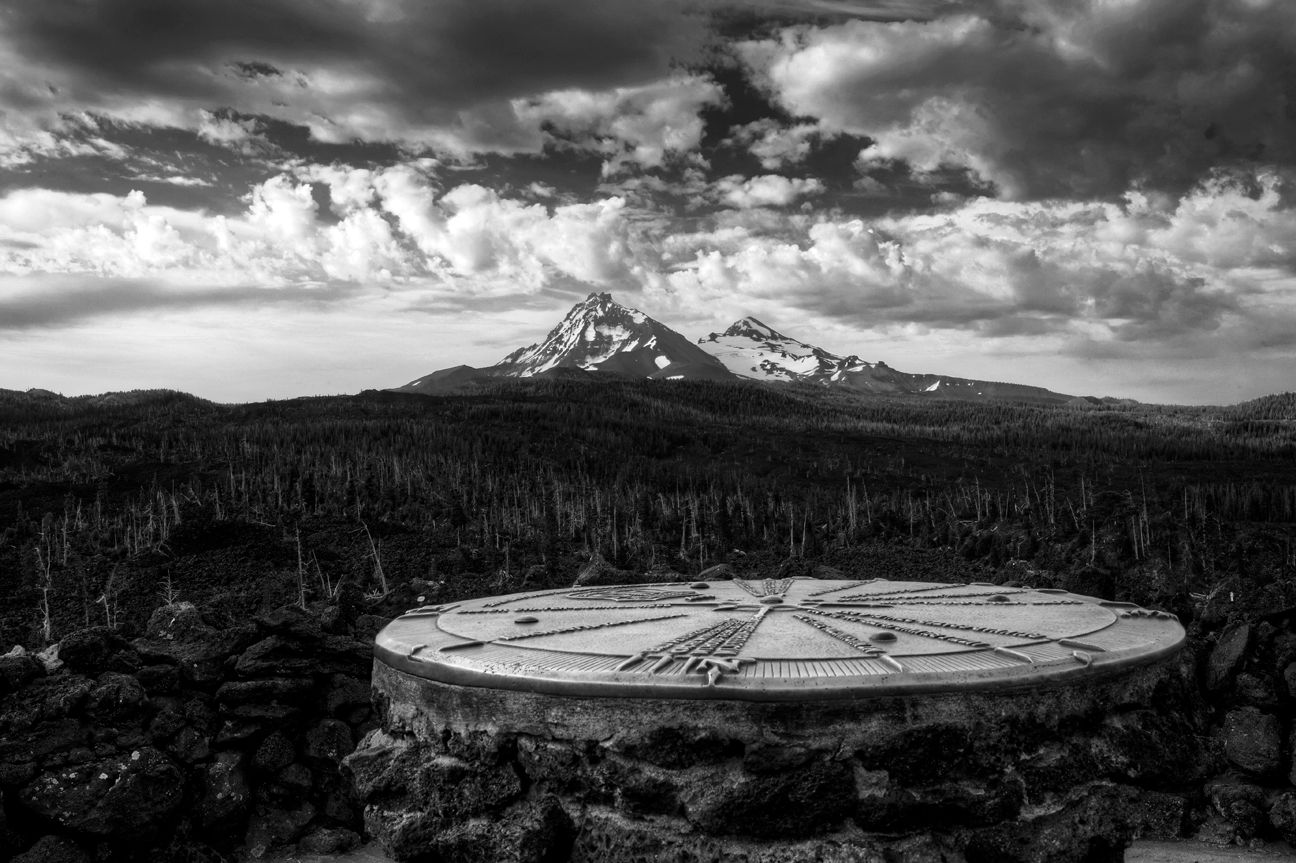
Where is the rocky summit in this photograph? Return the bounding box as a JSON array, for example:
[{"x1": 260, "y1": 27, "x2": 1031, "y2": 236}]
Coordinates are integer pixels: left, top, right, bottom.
[{"x1": 497, "y1": 292, "x2": 732, "y2": 381}]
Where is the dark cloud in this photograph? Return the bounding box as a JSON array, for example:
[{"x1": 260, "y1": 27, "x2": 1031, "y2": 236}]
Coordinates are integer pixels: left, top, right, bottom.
[
  {"x1": 4, "y1": 0, "x2": 706, "y2": 150},
  {"x1": 742, "y1": 0, "x2": 1296, "y2": 199},
  {"x1": 0, "y1": 276, "x2": 356, "y2": 330}
]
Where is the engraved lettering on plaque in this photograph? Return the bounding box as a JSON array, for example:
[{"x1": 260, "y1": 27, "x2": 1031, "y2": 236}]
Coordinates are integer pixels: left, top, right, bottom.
[
  {"x1": 497, "y1": 613, "x2": 687, "y2": 642},
  {"x1": 733, "y1": 578, "x2": 795, "y2": 598},
  {"x1": 616, "y1": 610, "x2": 766, "y2": 685},
  {"x1": 567, "y1": 586, "x2": 698, "y2": 602},
  {"x1": 793, "y1": 614, "x2": 886, "y2": 657},
  {"x1": 459, "y1": 604, "x2": 677, "y2": 615}
]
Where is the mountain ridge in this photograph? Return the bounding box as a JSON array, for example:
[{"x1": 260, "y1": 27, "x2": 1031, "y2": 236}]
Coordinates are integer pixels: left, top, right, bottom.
[{"x1": 394, "y1": 293, "x2": 1090, "y2": 405}]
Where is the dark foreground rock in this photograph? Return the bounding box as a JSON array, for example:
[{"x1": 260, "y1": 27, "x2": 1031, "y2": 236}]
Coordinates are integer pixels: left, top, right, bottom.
[{"x1": 0, "y1": 600, "x2": 376, "y2": 861}]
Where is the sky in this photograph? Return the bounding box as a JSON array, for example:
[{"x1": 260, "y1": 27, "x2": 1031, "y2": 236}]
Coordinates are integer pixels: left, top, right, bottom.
[{"x1": 1, "y1": 0, "x2": 1294, "y2": 405}]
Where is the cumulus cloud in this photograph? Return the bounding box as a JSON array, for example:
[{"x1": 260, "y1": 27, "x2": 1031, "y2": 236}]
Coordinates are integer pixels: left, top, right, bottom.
[
  {"x1": 728, "y1": 120, "x2": 824, "y2": 170},
  {"x1": 657, "y1": 166, "x2": 1296, "y2": 353},
  {"x1": 0, "y1": 161, "x2": 668, "y2": 326},
  {"x1": 516, "y1": 76, "x2": 723, "y2": 175},
  {"x1": 196, "y1": 111, "x2": 272, "y2": 154},
  {"x1": 739, "y1": 0, "x2": 1296, "y2": 199},
  {"x1": 713, "y1": 174, "x2": 825, "y2": 208}
]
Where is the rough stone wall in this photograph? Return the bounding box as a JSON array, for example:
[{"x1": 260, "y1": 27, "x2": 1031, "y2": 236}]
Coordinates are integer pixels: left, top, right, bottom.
[
  {"x1": 0, "y1": 600, "x2": 378, "y2": 862},
  {"x1": 1198, "y1": 611, "x2": 1296, "y2": 847},
  {"x1": 4, "y1": 597, "x2": 1296, "y2": 861},
  {"x1": 345, "y1": 658, "x2": 1206, "y2": 863}
]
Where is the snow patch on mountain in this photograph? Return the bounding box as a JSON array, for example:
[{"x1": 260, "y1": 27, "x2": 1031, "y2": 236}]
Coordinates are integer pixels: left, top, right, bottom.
[{"x1": 697, "y1": 316, "x2": 875, "y2": 385}]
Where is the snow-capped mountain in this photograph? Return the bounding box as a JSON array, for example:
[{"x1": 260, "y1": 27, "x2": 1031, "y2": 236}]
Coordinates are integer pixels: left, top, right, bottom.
[
  {"x1": 394, "y1": 293, "x2": 1082, "y2": 404},
  {"x1": 697, "y1": 316, "x2": 1077, "y2": 404},
  {"x1": 497, "y1": 293, "x2": 731, "y2": 381},
  {"x1": 698, "y1": 317, "x2": 877, "y2": 384},
  {"x1": 394, "y1": 293, "x2": 730, "y2": 394}
]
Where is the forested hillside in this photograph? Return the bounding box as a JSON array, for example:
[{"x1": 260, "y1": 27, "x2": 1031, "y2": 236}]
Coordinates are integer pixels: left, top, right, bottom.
[{"x1": 2, "y1": 381, "x2": 1294, "y2": 647}]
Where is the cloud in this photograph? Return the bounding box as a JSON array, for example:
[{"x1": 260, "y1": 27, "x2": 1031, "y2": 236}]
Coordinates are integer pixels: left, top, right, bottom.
[
  {"x1": 196, "y1": 110, "x2": 273, "y2": 155},
  {"x1": 727, "y1": 120, "x2": 823, "y2": 170},
  {"x1": 739, "y1": 0, "x2": 1296, "y2": 199},
  {"x1": 516, "y1": 75, "x2": 723, "y2": 175},
  {"x1": 0, "y1": 274, "x2": 355, "y2": 330},
  {"x1": 713, "y1": 173, "x2": 824, "y2": 208},
  {"x1": 0, "y1": 161, "x2": 667, "y2": 320},
  {"x1": 0, "y1": 0, "x2": 706, "y2": 159},
  {"x1": 656, "y1": 166, "x2": 1296, "y2": 354}
]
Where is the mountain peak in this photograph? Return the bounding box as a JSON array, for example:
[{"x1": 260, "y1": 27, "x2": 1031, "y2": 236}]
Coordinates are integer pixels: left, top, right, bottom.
[
  {"x1": 560, "y1": 292, "x2": 643, "y2": 326},
  {"x1": 495, "y1": 293, "x2": 730, "y2": 380},
  {"x1": 721, "y1": 316, "x2": 784, "y2": 341}
]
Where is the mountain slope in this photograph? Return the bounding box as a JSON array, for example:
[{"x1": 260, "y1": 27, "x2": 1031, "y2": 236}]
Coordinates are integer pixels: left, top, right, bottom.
[
  {"x1": 698, "y1": 317, "x2": 877, "y2": 383},
  {"x1": 698, "y1": 317, "x2": 1077, "y2": 405},
  {"x1": 499, "y1": 292, "x2": 731, "y2": 381},
  {"x1": 395, "y1": 293, "x2": 733, "y2": 394}
]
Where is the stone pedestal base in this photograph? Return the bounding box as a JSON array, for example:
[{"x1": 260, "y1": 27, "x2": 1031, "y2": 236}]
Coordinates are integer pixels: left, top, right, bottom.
[{"x1": 345, "y1": 657, "x2": 1201, "y2": 863}]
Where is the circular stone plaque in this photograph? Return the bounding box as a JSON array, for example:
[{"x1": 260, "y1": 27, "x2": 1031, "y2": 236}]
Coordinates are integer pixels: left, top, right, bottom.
[{"x1": 374, "y1": 578, "x2": 1185, "y2": 701}]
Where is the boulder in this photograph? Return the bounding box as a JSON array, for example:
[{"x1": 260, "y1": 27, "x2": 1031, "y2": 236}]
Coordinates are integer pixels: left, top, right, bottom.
[
  {"x1": 1205, "y1": 622, "x2": 1250, "y2": 691},
  {"x1": 346, "y1": 731, "x2": 524, "y2": 859},
  {"x1": 253, "y1": 732, "x2": 297, "y2": 772},
  {"x1": 272, "y1": 763, "x2": 314, "y2": 797},
  {"x1": 685, "y1": 758, "x2": 854, "y2": 839},
  {"x1": 133, "y1": 625, "x2": 253, "y2": 687},
  {"x1": 145, "y1": 602, "x2": 212, "y2": 641},
  {"x1": 11, "y1": 835, "x2": 91, "y2": 863},
  {"x1": 134, "y1": 664, "x2": 179, "y2": 695},
  {"x1": 855, "y1": 774, "x2": 1025, "y2": 832},
  {"x1": 298, "y1": 827, "x2": 361, "y2": 855},
  {"x1": 85, "y1": 672, "x2": 146, "y2": 721},
  {"x1": 639, "y1": 566, "x2": 687, "y2": 584},
  {"x1": 56, "y1": 628, "x2": 130, "y2": 676},
  {"x1": 424, "y1": 796, "x2": 572, "y2": 863},
  {"x1": 234, "y1": 636, "x2": 322, "y2": 678},
  {"x1": 305, "y1": 718, "x2": 354, "y2": 763},
  {"x1": 255, "y1": 605, "x2": 328, "y2": 642},
  {"x1": 168, "y1": 726, "x2": 211, "y2": 764},
  {"x1": 1270, "y1": 790, "x2": 1296, "y2": 846},
  {"x1": 1221, "y1": 707, "x2": 1281, "y2": 775},
  {"x1": 235, "y1": 633, "x2": 370, "y2": 680},
  {"x1": 19, "y1": 746, "x2": 184, "y2": 838},
  {"x1": 1291, "y1": 727, "x2": 1296, "y2": 786},
  {"x1": 1234, "y1": 672, "x2": 1277, "y2": 706},
  {"x1": 1206, "y1": 779, "x2": 1268, "y2": 840},
  {"x1": 966, "y1": 783, "x2": 1184, "y2": 863},
  {"x1": 6, "y1": 675, "x2": 94, "y2": 727},
  {"x1": 0, "y1": 649, "x2": 43, "y2": 694},
  {"x1": 606, "y1": 725, "x2": 744, "y2": 770},
  {"x1": 197, "y1": 751, "x2": 250, "y2": 831},
  {"x1": 215, "y1": 678, "x2": 313, "y2": 721},
  {"x1": 0, "y1": 803, "x2": 21, "y2": 859},
  {"x1": 572, "y1": 556, "x2": 635, "y2": 587},
  {"x1": 244, "y1": 802, "x2": 316, "y2": 857},
  {"x1": 696, "y1": 563, "x2": 737, "y2": 581},
  {"x1": 325, "y1": 673, "x2": 372, "y2": 723}
]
